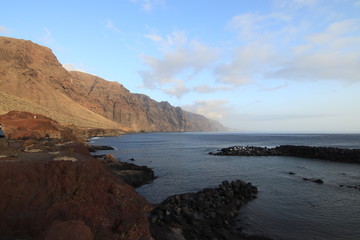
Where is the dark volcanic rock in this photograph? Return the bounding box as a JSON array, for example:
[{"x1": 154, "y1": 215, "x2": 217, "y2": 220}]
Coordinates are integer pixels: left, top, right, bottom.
[
  {"x1": 150, "y1": 179, "x2": 260, "y2": 240},
  {"x1": 209, "y1": 146, "x2": 280, "y2": 156},
  {"x1": 88, "y1": 145, "x2": 115, "y2": 152},
  {"x1": 210, "y1": 145, "x2": 360, "y2": 164},
  {"x1": 101, "y1": 155, "x2": 156, "y2": 188},
  {"x1": 276, "y1": 145, "x2": 360, "y2": 163},
  {"x1": 302, "y1": 178, "x2": 324, "y2": 184}
]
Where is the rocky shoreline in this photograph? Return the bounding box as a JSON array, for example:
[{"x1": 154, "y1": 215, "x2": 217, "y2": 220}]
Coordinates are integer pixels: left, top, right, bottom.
[
  {"x1": 0, "y1": 110, "x2": 273, "y2": 239},
  {"x1": 89, "y1": 146, "x2": 156, "y2": 188},
  {"x1": 0, "y1": 136, "x2": 153, "y2": 239},
  {"x1": 150, "y1": 180, "x2": 271, "y2": 240},
  {"x1": 209, "y1": 145, "x2": 360, "y2": 163},
  {"x1": 88, "y1": 144, "x2": 274, "y2": 239},
  {"x1": 1, "y1": 136, "x2": 271, "y2": 239}
]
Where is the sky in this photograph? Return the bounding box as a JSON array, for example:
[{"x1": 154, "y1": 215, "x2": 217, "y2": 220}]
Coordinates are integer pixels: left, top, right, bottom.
[{"x1": 1, "y1": 0, "x2": 360, "y2": 132}]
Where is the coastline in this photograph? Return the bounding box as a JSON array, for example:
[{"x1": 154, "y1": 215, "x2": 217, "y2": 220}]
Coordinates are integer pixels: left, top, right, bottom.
[
  {"x1": 4, "y1": 128, "x2": 360, "y2": 239},
  {"x1": 0, "y1": 136, "x2": 153, "y2": 239},
  {"x1": 0, "y1": 134, "x2": 269, "y2": 239}
]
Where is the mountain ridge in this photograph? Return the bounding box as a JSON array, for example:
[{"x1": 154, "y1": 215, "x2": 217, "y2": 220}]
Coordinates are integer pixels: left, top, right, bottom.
[{"x1": 0, "y1": 36, "x2": 225, "y2": 133}]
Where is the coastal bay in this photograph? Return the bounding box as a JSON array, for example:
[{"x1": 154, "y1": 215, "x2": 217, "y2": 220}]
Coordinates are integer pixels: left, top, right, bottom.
[{"x1": 92, "y1": 132, "x2": 360, "y2": 240}]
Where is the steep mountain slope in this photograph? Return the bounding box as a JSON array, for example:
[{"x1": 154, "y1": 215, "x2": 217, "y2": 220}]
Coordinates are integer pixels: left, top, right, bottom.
[
  {"x1": 66, "y1": 71, "x2": 151, "y2": 131},
  {"x1": 183, "y1": 111, "x2": 226, "y2": 132},
  {"x1": 68, "y1": 71, "x2": 224, "y2": 132},
  {"x1": 133, "y1": 94, "x2": 225, "y2": 132},
  {"x1": 0, "y1": 37, "x2": 120, "y2": 129},
  {"x1": 0, "y1": 36, "x2": 225, "y2": 132}
]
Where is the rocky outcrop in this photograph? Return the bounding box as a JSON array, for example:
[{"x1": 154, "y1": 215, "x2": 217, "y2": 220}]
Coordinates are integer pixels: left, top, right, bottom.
[
  {"x1": 150, "y1": 180, "x2": 262, "y2": 240},
  {"x1": 101, "y1": 154, "x2": 156, "y2": 188},
  {"x1": 0, "y1": 139, "x2": 152, "y2": 240},
  {"x1": 209, "y1": 145, "x2": 360, "y2": 163},
  {"x1": 302, "y1": 178, "x2": 324, "y2": 184}
]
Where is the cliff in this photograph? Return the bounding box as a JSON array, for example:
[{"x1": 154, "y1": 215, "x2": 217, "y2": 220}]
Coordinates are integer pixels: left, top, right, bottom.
[
  {"x1": 0, "y1": 36, "x2": 225, "y2": 132},
  {"x1": 0, "y1": 37, "x2": 119, "y2": 129},
  {"x1": 67, "y1": 71, "x2": 225, "y2": 132}
]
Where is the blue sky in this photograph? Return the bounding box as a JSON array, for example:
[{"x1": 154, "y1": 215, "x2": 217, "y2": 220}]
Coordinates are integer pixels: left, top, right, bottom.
[{"x1": 1, "y1": 0, "x2": 360, "y2": 132}]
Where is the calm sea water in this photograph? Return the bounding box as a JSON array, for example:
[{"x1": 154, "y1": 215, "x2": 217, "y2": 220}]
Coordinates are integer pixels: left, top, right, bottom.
[{"x1": 90, "y1": 132, "x2": 360, "y2": 240}]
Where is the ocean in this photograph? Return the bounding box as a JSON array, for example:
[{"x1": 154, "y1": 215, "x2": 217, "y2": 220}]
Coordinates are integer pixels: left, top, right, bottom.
[{"x1": 90, "y1": 132, "x2": 360, "y2": 240}]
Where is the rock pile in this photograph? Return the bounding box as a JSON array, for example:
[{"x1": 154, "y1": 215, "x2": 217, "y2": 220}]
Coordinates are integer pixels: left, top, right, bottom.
[
  {"x1": 276, "y1": 145, "x2": 360, "y2": 163},
  {"x1": 89, "y1": 146, "x2": 156, "y2": 188},
  {"x1": 105, "y1": 156, "x2": 156, "y2": 188},
  {"x1": 210, "y1": 145, "x2": 360, "y2": 164},
  {"x1": 209, "y1": 146, "x2": 279, "y2": 156},
  {"x1": 150, "y1": 179, "x2": 259, "y2": 240}
]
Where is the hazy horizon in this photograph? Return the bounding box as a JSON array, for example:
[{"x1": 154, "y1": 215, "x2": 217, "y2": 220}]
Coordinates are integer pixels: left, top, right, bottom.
[{"x1": 1, "y1": 0, "x2": 359, "y2": 132}]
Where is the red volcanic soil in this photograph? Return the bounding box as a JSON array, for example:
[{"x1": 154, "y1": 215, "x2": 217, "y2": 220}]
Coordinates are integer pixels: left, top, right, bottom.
[
  {"x1": 0, "y1": 110, "x2": 66, "y2": 139},
  {"x1": 0, "y1": 111, "x2": 153, "y2": 239},
  {"x1": 0, "y1": 142, "x2": 152, "y2": 240}
]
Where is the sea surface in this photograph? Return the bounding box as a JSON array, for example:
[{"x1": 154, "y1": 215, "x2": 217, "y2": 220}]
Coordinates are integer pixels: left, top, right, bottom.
[{"x1": 90, "y1": 132, "x2": 360, "y2": 240}]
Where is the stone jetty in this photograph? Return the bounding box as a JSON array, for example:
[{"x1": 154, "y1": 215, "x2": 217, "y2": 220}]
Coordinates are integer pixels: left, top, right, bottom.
[
  {"x1": 150, "y1": 179, "x2": 271, "y2": 240},
  {"x1": 209, "y1": 145, "x2": 360, "y2": 164}
]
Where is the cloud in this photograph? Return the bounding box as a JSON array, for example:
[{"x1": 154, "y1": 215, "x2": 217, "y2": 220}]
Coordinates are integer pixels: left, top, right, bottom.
[
  {"x1": 240, "y1": 113, "x2": 335, "y2": 122},
  {"x1": 271, "y1": 19, "x2": 360, "y2": 82},
  {"x1": 163, "y1": 81, "x2": 190, "y2": 99},
  {"x1": 139, "y1": 5, "x2": 360, "y2": 100},
  {"x1": 306, "y1": 19, "x2": 359, "y2": 44},
  {"x1": 144, "y1": 33, "x2": 163, "y2": 42},
  {"x1": 106, "y1": 20, "x2": 120, "y2": 32},
  {"x1": 355, "y1": 0, "x2": 360, "y2": 7},
  {"x1": 192, "y1": 84, "x2": 231, "y2": 93},
  {"x1": 273, "y1": 0, "x2": 319, "y2": 10},
  {"x1": 182, "y1": 99, "x2": 229, "y2": 120},
  {"x1": 130, "y1": 0, "x2": 165, "y2": 12},
  {"x1": 220, "y1": 9, "x2": 360, "y2": 86},
  {"x1": 139, "y1": 31, "x2": 218, "y2": 98},
  {"x1": 260, "y1": 82, "x2": 288, "y2": 91},
  {"x1": 0, "y1": 26, "x2": 9, "y2": 35},
  {"x1": 62, "y1": 63, "x2": 84, "y2": 72},
  {"x1": 214, "y1": 42, "x2": 282, "y2": 85},
  {"x1": 227, "y1": 12, "x2": 291, "y2": 41}
]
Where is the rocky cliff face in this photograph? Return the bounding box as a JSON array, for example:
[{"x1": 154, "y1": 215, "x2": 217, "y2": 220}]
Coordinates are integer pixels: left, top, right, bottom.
[
  {"x1": 67, "y1": 71, "x2": 225, "y2": 132},
  {"x1": 183, "y1": 111, "x2": 226, "y2": 132},
  {"x1": 0, "y1": 37, "x2": 120, "y2": 129},
  {"x1": 0, "y1": 36, "x2": 225, "y2": 132}
]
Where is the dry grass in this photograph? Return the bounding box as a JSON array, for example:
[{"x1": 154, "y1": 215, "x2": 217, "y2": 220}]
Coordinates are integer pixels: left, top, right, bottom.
[{"x1": 0, "y1": 91, "x2": 119, "y2": 129}]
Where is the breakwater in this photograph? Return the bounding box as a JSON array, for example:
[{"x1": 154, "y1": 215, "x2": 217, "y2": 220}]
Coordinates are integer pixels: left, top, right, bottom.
[
  {"x1": 209, "y1": 145, "x2": 360, "y2": 163},
  {"x1": 150, "y1": 179, "x2": 271, "y2": 240}
]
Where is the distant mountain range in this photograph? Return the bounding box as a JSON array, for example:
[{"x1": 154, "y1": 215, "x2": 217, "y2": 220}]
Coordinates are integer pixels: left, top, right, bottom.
[{"x1": 0, "y1": 36, "x2": 225, "y2": 132}]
